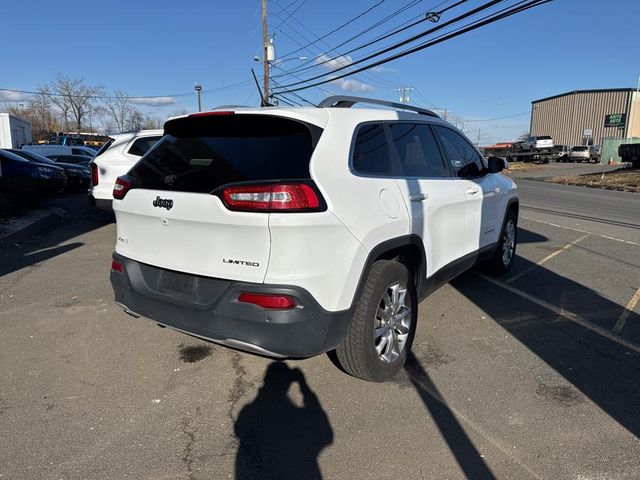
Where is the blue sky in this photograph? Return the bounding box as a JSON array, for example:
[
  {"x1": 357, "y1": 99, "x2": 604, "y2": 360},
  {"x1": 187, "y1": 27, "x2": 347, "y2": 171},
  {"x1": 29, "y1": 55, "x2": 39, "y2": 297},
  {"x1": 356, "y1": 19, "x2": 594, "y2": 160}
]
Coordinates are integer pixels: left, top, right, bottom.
[{"x1": 1, "y1": 0, "x2": 638, "y2": 144}]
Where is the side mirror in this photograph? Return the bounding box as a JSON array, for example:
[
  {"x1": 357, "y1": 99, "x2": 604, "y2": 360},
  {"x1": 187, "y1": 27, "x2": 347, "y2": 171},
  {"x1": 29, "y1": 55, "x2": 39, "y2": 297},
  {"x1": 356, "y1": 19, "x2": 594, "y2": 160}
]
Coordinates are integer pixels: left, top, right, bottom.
[{"x1": 487, "y1": 156, "x2": 506, "y2": 173}]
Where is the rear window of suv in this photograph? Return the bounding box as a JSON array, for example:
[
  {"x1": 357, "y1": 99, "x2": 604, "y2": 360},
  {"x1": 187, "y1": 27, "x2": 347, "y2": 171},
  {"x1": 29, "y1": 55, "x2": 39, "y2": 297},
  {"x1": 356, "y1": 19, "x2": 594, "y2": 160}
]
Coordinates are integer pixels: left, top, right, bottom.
[{"x1": 128, "y1": 115, "x2": 321, "y2": 194}]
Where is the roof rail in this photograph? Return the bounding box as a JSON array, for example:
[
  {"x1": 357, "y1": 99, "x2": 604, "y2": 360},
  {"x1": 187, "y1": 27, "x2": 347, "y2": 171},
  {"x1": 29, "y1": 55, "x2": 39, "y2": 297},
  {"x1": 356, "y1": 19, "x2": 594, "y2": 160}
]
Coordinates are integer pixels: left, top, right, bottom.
[{"x1": 317, "y1": 95, "x2": 439, "y2": 117}]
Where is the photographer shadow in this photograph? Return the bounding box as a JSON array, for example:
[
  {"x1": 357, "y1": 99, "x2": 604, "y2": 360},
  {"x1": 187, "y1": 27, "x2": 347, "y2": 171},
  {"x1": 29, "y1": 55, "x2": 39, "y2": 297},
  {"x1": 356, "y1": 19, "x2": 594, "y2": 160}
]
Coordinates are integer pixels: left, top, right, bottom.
[{"x1": 234, "y1": 362, "x2": 333, "y2": 480}]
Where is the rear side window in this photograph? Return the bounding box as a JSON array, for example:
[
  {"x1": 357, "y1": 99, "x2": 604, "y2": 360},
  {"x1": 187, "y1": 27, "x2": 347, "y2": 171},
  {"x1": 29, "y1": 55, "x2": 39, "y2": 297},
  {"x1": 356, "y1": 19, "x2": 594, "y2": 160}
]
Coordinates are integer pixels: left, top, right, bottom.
[
  {"x1": 129, "y1": 115, "x2": 319, "y2": 193},
  {"x1": 352, "y1": 123, "x2": 391, "y2": 176},
  {"x1": 433, "y1": 126, "x2": 485, "y2": 177},
  {"x1": 127, "y1": 136, "x2": 161, "y2": 156},
  {"x1": 389, "y1": 123, "x2": 447, "y2": 177}
]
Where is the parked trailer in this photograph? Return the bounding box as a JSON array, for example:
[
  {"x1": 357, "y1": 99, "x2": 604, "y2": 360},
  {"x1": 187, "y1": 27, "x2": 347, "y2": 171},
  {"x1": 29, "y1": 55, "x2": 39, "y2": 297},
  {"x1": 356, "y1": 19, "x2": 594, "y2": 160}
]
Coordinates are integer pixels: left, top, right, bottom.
[
  {"x1": 0, "y1": 113, "x2": 32, "y2": 149},
  {"x1": 619, "y1": 143, "x2": 640, "y2": 168}
]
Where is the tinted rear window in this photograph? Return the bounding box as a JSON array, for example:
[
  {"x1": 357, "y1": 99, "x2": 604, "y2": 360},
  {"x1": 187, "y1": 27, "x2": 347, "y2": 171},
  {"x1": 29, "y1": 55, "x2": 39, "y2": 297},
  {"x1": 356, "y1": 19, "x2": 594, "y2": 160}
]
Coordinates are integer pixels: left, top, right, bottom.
[
  {"x1": 129, "y1": 115, "x2": 319, "y2": 193},
  {"x1": 537, "y1": 136, "x2": 552, "y2": 140},
  {"x1": 127, "y1": 136, "x2": 161, "y2": 156},
  {"x1": 352, "y1": 123, "x2": 391, "y2": 175},
  {"x1": 572, "y1": 146, "x2": 588, "y2": 151}
]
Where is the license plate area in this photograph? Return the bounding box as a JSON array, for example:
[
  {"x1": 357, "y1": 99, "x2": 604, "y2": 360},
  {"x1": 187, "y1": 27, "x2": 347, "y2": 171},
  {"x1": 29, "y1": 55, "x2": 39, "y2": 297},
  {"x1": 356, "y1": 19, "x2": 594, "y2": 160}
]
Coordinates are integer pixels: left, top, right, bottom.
[{"x1": 137, "y1": 261, "x2": 229, "y2": 307}]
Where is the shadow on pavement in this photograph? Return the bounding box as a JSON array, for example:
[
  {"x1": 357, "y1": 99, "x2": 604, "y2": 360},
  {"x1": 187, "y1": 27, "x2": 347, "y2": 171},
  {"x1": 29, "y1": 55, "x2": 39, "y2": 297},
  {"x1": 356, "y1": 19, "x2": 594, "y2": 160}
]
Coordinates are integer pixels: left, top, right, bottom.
[
  {"x1": 405, "y1": 351, "x2": 497, "y2": 479},
  {"x1": 234, "y1": 362, "x2": 333, "y2": 480},
  {"x1": 0, "y1": 194, "x2": 114, "y2": 278},
  {"x1": 449, "y1": 249, "x2": 640, "y2": 437}
]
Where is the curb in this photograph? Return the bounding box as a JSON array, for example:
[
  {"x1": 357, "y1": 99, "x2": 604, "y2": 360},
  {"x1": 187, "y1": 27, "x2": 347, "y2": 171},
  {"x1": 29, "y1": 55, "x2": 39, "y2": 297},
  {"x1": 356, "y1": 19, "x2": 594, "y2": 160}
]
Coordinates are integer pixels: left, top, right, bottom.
[{"x1": 0, "y1": 212, "x2": 65, "y2": 247}]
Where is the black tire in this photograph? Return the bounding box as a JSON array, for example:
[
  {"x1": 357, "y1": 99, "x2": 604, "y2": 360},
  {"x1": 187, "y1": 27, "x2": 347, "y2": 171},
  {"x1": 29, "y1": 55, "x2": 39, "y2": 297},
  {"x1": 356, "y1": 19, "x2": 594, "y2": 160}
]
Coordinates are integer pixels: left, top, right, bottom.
[
  {"x1": 335, "y1": 260, "x2": 417, "y2": 382},
  {"x1": 481, "y1": 210, "x2": 517, "y2": 275}
]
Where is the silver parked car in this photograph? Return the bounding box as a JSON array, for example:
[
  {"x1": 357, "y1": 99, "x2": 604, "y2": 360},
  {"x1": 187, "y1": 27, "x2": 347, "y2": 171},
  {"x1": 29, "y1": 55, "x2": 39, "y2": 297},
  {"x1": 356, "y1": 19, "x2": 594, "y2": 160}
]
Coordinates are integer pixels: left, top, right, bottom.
[{"x1": 568, "y1": 146, "x2": 592, "y2": 162}]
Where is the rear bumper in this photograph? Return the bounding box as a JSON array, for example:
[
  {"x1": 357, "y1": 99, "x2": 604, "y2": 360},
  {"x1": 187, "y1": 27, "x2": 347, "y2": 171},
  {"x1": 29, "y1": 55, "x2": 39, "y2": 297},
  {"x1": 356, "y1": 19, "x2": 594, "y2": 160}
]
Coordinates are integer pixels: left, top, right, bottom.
[
  {"x1": 89, "y1": 194, "x2": 113, "y2": 210},
  {"x1": 110, "y1": 252, "x2": 352, "y2": 358}
]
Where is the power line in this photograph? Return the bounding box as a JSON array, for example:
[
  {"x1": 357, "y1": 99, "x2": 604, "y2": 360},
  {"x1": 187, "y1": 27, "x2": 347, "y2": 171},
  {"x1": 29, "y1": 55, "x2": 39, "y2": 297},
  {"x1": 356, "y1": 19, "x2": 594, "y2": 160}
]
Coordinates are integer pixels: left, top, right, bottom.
[
  {"x1": 272, "y1": 5, "x2": 411, "y2": 90},
  {"x1": 271, "y1": 79, "x2": 317, "y2": 106},
  {"x1": 277, "y1": 0, "x2": 427, "y2": 65},
  {"x1": 275, "y1": 0, "x2": 497, "y2": 90},
  {"x1": 277, "y1": 0, "x2": 387, "y2": 60},
  {"x1": 274, "y1": 0, "x2": 310, "y2": 32},
  {"x1": 273, "y1": 0, "x2": 552, "y2": 94},
  {"x1": 0, "y1": 80, "x2": 253, "y2": 100},
  {"x1": 463, "y1": 111, "x2": 530, "y2": 122},
  {"x1": 269, "y1": 9, "x2": 398, "y2": 90},
  {"x1": 273, "y1": 0, "x2": 457, "y2": 79}
]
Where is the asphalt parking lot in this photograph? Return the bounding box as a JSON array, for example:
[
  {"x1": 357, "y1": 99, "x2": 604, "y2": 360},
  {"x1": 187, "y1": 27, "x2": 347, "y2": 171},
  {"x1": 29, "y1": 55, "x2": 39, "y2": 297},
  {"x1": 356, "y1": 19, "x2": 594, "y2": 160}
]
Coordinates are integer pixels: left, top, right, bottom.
[{"x1": 1, "y1": 170, "x2": 639, "y2": 479}]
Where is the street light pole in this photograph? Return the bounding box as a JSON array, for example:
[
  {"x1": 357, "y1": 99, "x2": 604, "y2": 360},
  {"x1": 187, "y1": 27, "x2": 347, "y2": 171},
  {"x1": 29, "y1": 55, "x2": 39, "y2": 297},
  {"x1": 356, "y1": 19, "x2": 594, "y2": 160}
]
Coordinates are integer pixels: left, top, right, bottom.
[{"x1": 195, "y1": 83, "x2": 202, "y2": 112}]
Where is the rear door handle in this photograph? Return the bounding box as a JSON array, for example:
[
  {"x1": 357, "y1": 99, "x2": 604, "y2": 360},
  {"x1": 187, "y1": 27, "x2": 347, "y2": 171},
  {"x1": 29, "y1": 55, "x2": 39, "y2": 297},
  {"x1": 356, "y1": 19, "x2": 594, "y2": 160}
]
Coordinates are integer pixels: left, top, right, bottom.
[
  {"x1": 409, "y1": 193, "x2": 428, "y2": 202},
  {"x1": 465, "y1": 187, "x2": 480, "y2": 195}
]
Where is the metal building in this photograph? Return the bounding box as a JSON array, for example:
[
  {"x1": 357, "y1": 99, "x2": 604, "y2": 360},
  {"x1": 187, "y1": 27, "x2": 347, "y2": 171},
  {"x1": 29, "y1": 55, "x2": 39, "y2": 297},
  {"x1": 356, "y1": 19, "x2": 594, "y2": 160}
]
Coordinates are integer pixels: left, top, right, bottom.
[{"x1": 530, "y1": 88, "x2": 640, "y2": 147}]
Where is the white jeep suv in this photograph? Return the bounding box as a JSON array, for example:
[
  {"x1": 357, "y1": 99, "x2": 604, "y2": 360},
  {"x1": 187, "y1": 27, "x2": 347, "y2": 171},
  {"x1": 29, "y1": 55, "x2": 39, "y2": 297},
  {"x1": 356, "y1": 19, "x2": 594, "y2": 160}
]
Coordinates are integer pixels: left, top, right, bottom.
[
  {"x1": 89, "y1": 130, "x2": 163, "y2": 210},
  {"x1": 110, "y1": 97, "x2": 518, "y2": 381}
]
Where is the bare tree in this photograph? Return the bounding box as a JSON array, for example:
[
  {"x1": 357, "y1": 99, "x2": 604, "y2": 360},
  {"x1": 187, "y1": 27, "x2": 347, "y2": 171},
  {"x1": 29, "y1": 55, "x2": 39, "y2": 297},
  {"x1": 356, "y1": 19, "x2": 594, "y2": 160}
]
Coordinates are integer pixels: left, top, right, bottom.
[
  {"x1": 126, "y1": 109, "x2": 145, "y2": 131},
  {"x1": 102, "y1": 90, "x2": 133, "y2": 133},
  {"x1": 517, "y1": 131, "x2": 530, "y2": 142},
  {"x1": 1, "y1": 90, "x2": 61, "y2": 142},
  {"x1": 47, "y1": 75, "x2": 103, "y2": 133}
]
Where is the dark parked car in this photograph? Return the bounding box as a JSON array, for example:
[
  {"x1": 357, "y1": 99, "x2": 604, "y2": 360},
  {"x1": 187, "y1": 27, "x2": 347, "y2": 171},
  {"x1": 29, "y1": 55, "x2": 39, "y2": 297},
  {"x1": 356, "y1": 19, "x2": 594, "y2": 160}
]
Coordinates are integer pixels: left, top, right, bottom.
[
  {"x1": 9, "y1": 149, "x2": 91, "y2": 191},
  {"x1": 0, "y1": 149, "x2": 61, "y2": 192},
  {"x1": 46, "y1": 154, "x2": 91, "y2": 167},
  {"x1": 6, "y1": 149, "x2": 68, "y2": 192}
]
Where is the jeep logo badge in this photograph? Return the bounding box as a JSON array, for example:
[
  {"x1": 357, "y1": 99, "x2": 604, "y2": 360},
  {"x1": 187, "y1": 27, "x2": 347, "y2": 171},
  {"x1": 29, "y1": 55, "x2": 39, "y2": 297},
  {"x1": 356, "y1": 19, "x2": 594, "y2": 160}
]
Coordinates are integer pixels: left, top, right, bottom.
[{"x1": 153, "y1": 196, "x2": 173, "y2": 210}]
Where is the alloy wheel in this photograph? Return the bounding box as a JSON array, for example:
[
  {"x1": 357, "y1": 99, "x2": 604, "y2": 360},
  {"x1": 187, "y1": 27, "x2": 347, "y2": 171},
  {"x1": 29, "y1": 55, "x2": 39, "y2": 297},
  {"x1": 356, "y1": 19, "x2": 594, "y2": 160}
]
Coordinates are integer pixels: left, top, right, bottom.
[{"x1": 373, "y1": 282, "x2": 412, "y2": 364}]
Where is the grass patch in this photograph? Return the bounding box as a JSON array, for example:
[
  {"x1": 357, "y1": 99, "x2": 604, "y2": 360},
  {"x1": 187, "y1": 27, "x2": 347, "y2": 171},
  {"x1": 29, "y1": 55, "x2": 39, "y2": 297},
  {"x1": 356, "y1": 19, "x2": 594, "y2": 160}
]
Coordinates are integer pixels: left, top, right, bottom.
[
  {"x1": 547, "y1": 168, "x2": 640, "y2": 193},
  {"x1": 504, "y1": 162, "x2": 547, "y2": 173}
]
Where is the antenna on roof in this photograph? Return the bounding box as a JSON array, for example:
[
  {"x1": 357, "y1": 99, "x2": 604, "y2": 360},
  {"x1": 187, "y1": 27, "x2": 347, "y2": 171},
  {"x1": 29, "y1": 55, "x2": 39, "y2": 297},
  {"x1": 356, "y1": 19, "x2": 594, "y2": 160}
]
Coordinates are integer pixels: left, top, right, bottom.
[{"x1": 251, "y1": 69, "x2": 273, "y2": 107}]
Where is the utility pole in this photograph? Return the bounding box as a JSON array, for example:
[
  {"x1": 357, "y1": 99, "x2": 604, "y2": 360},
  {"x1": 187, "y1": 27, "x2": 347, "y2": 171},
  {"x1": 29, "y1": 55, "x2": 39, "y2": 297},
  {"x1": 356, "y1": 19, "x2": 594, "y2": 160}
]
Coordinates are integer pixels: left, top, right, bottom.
[
  {"x1": 262, "y1": 0, "x2": 269, "y2": 104},
  {"x1": 396, "y1": 87, "x2": 414, "y2": 104}
]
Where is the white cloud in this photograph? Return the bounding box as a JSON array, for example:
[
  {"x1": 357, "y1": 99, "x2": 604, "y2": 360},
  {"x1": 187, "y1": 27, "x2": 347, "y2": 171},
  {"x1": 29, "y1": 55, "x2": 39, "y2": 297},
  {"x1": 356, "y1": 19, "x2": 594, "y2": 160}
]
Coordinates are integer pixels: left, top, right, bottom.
[
  {"x1": 331, "y1": 78, "x2": 374, "y2": 93},
  {"x1": 315, "y1": 53, "x2": 374, "y2": 92},
  {"x1": 372, "y1": 65, "x2": 398, "y2": 73},
  {"x1": 315, "y1": 54, "x2": 353, "y2": 70},
  {"x1": 0, "y1": 90, "x2": 26, "y2": 103},
  {"x1": 129, "y1": 96, "x2": 176, "y2": 107}
]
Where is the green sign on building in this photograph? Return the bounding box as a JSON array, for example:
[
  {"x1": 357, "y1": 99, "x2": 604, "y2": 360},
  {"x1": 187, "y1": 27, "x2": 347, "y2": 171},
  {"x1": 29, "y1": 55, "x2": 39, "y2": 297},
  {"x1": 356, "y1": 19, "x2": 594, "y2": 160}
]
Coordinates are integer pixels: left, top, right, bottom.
[{"x1": 604, "y1": 113, "x2": 626, "y2": 128}]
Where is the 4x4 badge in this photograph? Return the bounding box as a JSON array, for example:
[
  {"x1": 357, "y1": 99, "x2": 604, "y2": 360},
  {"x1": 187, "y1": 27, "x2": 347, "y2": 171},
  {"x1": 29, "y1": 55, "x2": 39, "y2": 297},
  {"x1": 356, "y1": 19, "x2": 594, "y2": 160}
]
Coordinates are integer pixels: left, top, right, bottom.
[{"x1": 153, "y1": 196, "x2": 173, "y2": 210}]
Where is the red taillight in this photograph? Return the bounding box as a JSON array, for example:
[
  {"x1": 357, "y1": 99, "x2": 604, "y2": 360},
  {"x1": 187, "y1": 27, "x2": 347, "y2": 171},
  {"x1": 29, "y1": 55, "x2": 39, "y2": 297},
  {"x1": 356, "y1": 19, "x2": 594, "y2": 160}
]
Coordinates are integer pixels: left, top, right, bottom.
[
  {"x1": 113, "y1": 175, "x2": 134, "y2": 200},
  {"x1": 111, "y1": 258, "x2": 124, "y2": 273},
  {"x1": 189, "y1": 111, "x2": 235, "y2": 117},
  {"x1": 238, "y1": 293, "x2": 297, "y2": 310},
  {"x1": 90, "y1": 163, "x2": 98, "y2": 186},
  {"x1": 221, "y1": 183, "x2": 320, "y2": 212}
]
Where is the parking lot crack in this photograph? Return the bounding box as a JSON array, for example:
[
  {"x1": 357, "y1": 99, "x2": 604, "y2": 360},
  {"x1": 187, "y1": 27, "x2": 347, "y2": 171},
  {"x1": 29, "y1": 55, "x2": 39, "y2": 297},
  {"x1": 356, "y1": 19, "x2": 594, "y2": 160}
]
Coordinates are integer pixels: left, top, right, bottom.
[{"x1": 181, "y1": 406, "x2": 200, "y2": 480}]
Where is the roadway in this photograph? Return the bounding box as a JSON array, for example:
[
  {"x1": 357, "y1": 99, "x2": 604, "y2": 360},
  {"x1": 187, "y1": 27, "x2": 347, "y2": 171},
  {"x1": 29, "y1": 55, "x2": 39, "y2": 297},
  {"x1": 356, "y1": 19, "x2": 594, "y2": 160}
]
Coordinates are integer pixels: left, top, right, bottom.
[{"x1": 1, "y1": 173, "x2": 639, "y2": 479}]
